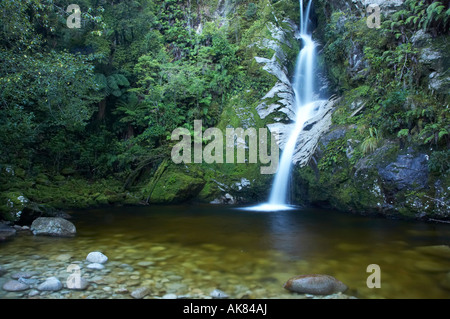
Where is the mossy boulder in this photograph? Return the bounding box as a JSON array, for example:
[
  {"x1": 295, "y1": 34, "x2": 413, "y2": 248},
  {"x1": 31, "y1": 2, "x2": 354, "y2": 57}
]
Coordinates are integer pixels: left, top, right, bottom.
[{"x1": 147, "y1": 166, "x2": 206, "y2": 204}]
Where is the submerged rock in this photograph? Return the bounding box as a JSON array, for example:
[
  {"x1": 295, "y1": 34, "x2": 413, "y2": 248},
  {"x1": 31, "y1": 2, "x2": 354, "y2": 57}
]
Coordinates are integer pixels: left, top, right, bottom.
[
  {"x1": 37, "y1": 277, "x2": 63, "y2": 291},
  {"x1": 3, "y1": 279, "x2": 29, "y2": 292},
  {"x1": 30, "y1": 217, "x2": 76, "y2": 237},
  {"x1": 0, "y1": 265, "x2": 6, "y2": 277},
  {"x1": 87, "y1": 262, "x2": 105, "y2": 270},
  {"x1": 86, "y1": 252, "x2": 108, "y2": 264},
  {"x1": 130, "y1": 287, "x2": 150, "y2": 299},
  {"x1": 0, "y1": 223, "x2": 16, "y2": 241},
  {"x1": 11, "y1": 271, "x2": 38, "y2": 279},
  {"x1": 283, "y1": 274, "x2": 348, "y2": 295},
  {"x1": 210, "y1": 288, "x2": 229, "y2": 299}
]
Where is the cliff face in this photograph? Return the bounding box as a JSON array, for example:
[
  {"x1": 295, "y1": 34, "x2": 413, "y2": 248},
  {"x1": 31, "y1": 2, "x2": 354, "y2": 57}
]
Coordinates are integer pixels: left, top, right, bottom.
[
  {"x1": 292, "y1": 0, "x2": 449, "y2": 220},
  {"x1": 142, "y1": 0, "x2": 450, "y2": 220},
  {"x1": 2, "y1": 0, "x2": 447, "y2": 221}
]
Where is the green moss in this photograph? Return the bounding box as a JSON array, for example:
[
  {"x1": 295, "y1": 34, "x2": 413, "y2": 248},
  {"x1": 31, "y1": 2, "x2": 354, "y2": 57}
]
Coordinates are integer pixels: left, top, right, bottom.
[{"x1": 148, "y1": 166, "x2": 205, "y2": 204}]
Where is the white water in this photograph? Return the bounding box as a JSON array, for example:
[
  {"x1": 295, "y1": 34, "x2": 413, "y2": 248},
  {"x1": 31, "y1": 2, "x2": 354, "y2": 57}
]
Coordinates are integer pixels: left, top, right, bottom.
[{"x1": 246, "y1": 0, "x2": 318, "y2": 212}]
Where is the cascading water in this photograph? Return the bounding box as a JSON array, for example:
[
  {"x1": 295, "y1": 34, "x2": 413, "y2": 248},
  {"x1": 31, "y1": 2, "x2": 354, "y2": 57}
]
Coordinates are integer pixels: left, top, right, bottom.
[{"x1": 247, "y1": 0, "x2": 319, "y2": 211}]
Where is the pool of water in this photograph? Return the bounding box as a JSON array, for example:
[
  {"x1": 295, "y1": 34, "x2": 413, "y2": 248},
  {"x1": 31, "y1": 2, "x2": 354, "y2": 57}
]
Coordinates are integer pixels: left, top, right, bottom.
[{"x1": 1, "y1": 204, "x2": 449, "y2": 299}]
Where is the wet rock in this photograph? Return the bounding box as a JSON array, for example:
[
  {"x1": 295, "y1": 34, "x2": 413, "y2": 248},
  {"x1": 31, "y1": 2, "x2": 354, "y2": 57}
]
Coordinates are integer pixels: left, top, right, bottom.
[
  {"x1": 0, "y1": 223, "x2": 16, "y2": 241},
  {"x1": 13, "y1": 225, "x2": 31, "y2": 232},
  {"x1": 283, "y1": 274, "x2": 348, "y2": 295},
  {"x1": 86, "y1": 252, "x2": 108, "y2": 264},
  {"x1": 210, "y1": 288, "x2": 229, "y2": 299},
  {"x1": 378, "y1": 153, "x2": 429, "y2": 191},
  {"x1": 30, "y1": 217, "x2": 76, "y2": 237},
  {"x1": 162, "y1": 293, "x2": 177, "y2": 299},
  {"x1": 136, "y1": 261, "x2": 154, "y2": 267},
  {"x1": 11, "y1": 271, "x2": 38, "y2": 279},
  {"x1": 0, "y1": 265, "x2": 7, "y2": 277},
  {"x1": 28, "y1": 289, "x2": 40, "y2": 297},
  {"x1": 130, "y1": 287, "x2": 150, "y2": 299},
  {"x1": 3, "y1": 279, "x2": 29, "y2": 292},
  {"x1": 114, "y1": 287, "x2": 128, "y2": 294},
  {"x1": 18, "y1": 277, "x2": 38, "y2": 285},
  {"x1": 54, "y1": 253, "x2": 72, "y2": 262},
  {"x1": 37, "y1": 277, "x2": 63, "y2": 291},
  {"x1": 87, "y1": 263, "x2": 105, "y2": 270}
]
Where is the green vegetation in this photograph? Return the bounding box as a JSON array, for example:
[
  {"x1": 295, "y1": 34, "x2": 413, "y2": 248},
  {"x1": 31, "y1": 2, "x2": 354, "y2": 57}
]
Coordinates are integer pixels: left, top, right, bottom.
[
  {"x1": 294, "y1": 0, "x2": 449, "y2": 219},
  {"x1": 0, "y1": 0, "x2": 299, "y2": 221},
  {"x1": 1, "y1": 0, "x2": 448, "y2": 221}
]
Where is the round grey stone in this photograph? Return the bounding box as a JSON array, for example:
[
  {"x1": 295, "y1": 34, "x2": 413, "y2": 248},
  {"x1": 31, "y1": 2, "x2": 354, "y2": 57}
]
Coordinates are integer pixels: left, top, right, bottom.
[
  {"x1": 283, "y1": 274, "x2": 348, "y2": 295},
  {"x1": 11, "y1": 271, "x2": 38, "y2": 279},
  {"x1": 37, "y1": 277, "x2": 63, "y2": 291},
  {"x1": 130, "y1": 287, "x2": 150, "y2": 299},
  {"x1": 3, "y1": 280, "x2": 29, "y2": 292},
  {"x1": 210, "y1": 288, "x2": 229, "y2": 299},
  {"x1": 86, "y1": 252, "x2": 108, "y2": 264},
  {"x1": 87, "y1": 263, "x2": 105, "y2": 270}
]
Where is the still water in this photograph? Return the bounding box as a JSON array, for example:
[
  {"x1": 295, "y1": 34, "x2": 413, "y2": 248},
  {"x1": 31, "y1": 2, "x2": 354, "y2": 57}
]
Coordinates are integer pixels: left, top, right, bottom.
[{"x1": 1, "y1": 204, "x2": 449, "y2": 299}]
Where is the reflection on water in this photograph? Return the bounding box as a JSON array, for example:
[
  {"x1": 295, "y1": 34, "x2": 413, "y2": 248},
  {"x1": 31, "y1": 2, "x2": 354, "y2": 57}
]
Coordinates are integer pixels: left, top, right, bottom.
[{"x1": 1, "y1": 204, "x2": 449, "y2": 299}]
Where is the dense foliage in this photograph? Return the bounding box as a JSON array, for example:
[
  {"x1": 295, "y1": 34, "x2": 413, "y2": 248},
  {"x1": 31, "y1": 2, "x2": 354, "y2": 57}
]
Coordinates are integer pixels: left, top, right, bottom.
[{"x1": 319, "y1": 0, "x2": 449, "y2": 169}]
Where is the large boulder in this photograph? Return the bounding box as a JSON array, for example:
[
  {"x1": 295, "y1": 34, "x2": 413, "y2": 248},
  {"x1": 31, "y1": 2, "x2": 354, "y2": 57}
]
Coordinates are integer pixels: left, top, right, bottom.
[
  {"x1": 378, "y1": 153, "x2": 429, "y2": 191},
  {"x1": 30, "y1": 217, "x2": 76, "y2": 237},
  {"x1": 283, "y1": 274, "x2": 348, "y2": 295}
]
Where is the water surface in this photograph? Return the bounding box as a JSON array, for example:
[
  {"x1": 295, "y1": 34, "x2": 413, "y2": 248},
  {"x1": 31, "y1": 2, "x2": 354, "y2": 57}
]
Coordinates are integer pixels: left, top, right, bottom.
[{"x1": 1, "y1": 205, "x2": 449, "y2": 299}]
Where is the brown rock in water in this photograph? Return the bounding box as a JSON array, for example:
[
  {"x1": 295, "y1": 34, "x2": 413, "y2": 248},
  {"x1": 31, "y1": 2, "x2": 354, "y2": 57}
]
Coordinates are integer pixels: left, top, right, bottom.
[{"x1": 283, "y1": 274, "x2": 347, "y2": 295}]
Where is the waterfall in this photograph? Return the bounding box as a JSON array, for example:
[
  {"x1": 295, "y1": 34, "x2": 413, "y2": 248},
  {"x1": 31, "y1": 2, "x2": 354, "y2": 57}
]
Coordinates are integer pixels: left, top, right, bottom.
[{"x1": 247, "y1": 0, "x2": 318, "y2": 211}]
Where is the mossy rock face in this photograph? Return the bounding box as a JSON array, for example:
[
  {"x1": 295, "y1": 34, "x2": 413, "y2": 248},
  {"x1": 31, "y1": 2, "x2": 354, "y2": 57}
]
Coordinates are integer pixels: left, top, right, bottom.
[
  {"x1": 148, "y1": 167, "x2": 206, "y2": 204},
  {"x1": 35, "y1": 173, "x2": 50, "y2": 185}
]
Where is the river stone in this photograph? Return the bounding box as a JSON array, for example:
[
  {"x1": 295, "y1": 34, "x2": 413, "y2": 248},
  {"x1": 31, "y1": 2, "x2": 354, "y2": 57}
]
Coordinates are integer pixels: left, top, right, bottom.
[
  {"x1": 28, "y1": 289, "x2": 40, "y2": 297},
  {"x1": 55, "y1": 253, "x2": 72, "y2": 262},
  {"x1": 0, "y1": 265, "x2": 6, "y2": 277},
  {"x1": 30, "y1": 217, "x2": 76, "y2": 237},
  {"x1": 87, "y1": 262, "x2": 105, "y2": 270},
  {"x1": 137, "y1": 261, "x2": 154, "y2": 267},
  {"x1": 162, "y1": 293, "x2": 177, "y2": 299},
  {"x1": 283, "y1": 274, "x2": 348, "y2": 295},
  {"x1": 130, "y1": 287, "x2": 150, "y2": 299},
  {"x1": 114, "y1": 287, "x2": 129, "y2": 294},
  {"x1": 37, "y1": 277, "x2": 63, "y2": 291},
  {"x1": 11, "y1": 271, "x2": 38, "y2": 279},
  {"x1": 210, "y1": 288, "x2": 229, "y2": 299},
  {"x1": 3, "y1": 280, "x2": 29, "y2": 292},
  {"x1": 86, "y1": 252, "x2": 108, "y2": 264},
  {"x1": 0, "y1": 223, "x2": 16, "y2": 241}
]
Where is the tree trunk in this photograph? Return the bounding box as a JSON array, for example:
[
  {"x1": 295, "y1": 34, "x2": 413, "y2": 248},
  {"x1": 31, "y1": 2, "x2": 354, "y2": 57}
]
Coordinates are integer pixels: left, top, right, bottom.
[{"x1": 97, "y1": 99, "x2": 106, "y2": 120}]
